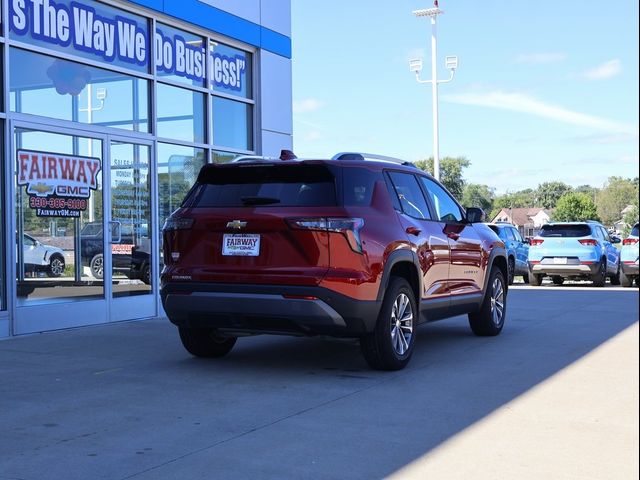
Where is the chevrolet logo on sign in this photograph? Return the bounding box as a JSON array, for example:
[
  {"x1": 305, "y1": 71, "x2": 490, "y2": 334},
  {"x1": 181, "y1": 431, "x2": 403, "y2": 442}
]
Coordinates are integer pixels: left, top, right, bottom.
[{"x1": 227, "y1": 220, "x2": 247, "y2": 230}]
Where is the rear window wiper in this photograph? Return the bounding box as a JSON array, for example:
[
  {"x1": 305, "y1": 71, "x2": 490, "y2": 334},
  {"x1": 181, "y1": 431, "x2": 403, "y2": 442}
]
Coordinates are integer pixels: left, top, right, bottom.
[{"x1": 240, "y1": 196, "x2": 281, "y2": 206}]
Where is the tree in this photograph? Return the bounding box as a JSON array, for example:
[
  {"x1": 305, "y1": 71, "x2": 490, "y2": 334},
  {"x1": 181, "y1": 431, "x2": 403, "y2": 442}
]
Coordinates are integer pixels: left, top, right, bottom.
[
  {"x1": 535, "y1": 181, "x2": 572, "y2": 209},
  {"x1": 552, "y1": 192, "x2": 599, "y2": 222},
  {"x1": 490, "y1": 189, "x2": 536, "y2": 219},
  {"x1": 596, "y1": 176, "x2": 638, "y2": 227},
  {"x1": 461, "y1": 183, "x2": 495, "y2": 213},
  {"x1": 413, "y1": 156, "x2": 470, "y2": 200}
]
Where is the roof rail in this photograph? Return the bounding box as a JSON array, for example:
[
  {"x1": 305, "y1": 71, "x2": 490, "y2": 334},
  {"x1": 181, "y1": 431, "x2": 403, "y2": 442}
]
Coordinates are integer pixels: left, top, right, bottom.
[{"x1": 331, "y1": 152, "x2": 417, "y2": 168}]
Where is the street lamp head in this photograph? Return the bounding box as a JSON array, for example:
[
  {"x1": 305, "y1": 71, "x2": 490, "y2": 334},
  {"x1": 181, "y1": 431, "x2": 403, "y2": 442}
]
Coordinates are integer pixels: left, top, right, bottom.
[
  {"x1": 445, "y1": 55, "x2": 458, "y2": 71},
  {"x1": 409, "y1": 58, "x2": 423, "y2": 73},
  {"x1": 412, "y1": 7, "x2": 443, "y2": 18},
  {"x1": 96, "y1": 87, "x2": 107, "y2": 100}
]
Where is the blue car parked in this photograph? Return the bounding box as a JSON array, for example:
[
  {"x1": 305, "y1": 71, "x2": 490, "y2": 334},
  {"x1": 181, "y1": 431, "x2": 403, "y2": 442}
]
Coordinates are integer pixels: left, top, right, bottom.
[
  {"x1": 528, "y1": 221, "x2": 621, "y2": 287},
  {"x1": 486, "y1": 222, "x2": 529, "y2": 284},
  {"x1": 620, "y1": 222, "x2": 639, "y2": 287}
]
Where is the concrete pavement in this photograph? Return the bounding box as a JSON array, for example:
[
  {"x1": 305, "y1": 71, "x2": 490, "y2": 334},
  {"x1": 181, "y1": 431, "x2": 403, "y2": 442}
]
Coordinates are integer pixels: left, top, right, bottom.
[{"x1": 1, "y1": 287, "x2": 638, "y2": 479}]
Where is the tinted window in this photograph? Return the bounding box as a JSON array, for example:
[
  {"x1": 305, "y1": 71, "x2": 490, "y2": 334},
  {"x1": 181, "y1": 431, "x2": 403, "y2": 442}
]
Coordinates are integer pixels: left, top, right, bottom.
[
  {"x1": 342, "y1": 167, "x2": 384, "y2": 206},
  {"x1": 488, "y1": 225, "x2": 499, "y2": 236},
  {"x1": 419, "y1": 177, "x2": 463, "y2": 222},
  {"x1": 632, "y1": 224, "x2": 639, "y2": 237},
  {"x1": 502, "y1": 228, "x2": 515, "y2": 241},
  {"x1": 187, "y1": 164, "x2": 336, "y2": 207},
  {"x1": 539, "y1": 224, "x2": 591, "y2": 237},
  {"x1": 388, "y1": 172, "x2": 431, "y2": 219},
  {"x1": 511, "y1": 228, "x2": 523, "y2": 242}
]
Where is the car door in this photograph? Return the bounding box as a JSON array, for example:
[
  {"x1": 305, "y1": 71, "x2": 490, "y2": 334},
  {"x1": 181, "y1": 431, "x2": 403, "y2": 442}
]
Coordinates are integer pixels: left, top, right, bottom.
[
  {"x1": 599, "y1": 226, "x2": 619, "y2": 274},
  {"x1": 22, "y1": 234, "x2": 40, "y2": 266},
  {"x1": 511, "y1": 227, "x2": 529, "y2": 273},
  {"x1": 418, "y1": 176, "x2": 484, "y2": 297},
  {"x1": 386, "y1": 171, "x2": 450, "y2": 307}
]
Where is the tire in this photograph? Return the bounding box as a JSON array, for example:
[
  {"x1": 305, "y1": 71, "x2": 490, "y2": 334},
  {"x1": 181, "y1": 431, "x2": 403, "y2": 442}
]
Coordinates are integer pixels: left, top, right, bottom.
[
  {"x1": 529, "y1": 269, "x2": 543, "y2": 286},
  {"x1": 591, "y1": 259, "x2": 606, "y2": 287},
  {"x1": 90, "y1": 254, "x2": 104, "y2": 279},
  {"x1": 469, "y1": 268, "x2": 507, "y2": 336},
  {"x1": 142, "y1": 263, "x2": 151, "y2": 285},
  {"x1": 620, "y1": 269, "x2": 633, "y2": 287},
  {"x1": 507, "y1": 257, "x2": 515, "y2": 285},
  {"x1": 522, "y1": 273, "x2": 529, "y2": 284},
  {"x1": 610, "y1": 263, "x2": 621, "y2": 286},
  {"x1": 361, "y1": 277, "x2": 416, "y2": 371},
  {"x1": 178, "y1": 327, "x2": 237, "y2": 358},
  {"x1": 551, "y1": 276, "x2": 564, "y2": 286},
  {"x1": 47, "y1": 254, "x2": 65, "y2": 277}
]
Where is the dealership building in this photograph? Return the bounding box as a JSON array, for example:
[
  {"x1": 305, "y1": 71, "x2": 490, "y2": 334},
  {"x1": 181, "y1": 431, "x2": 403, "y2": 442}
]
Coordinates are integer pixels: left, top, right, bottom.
[{"x1": 0, "y1": 0, "x2": 293, "y2": 337}]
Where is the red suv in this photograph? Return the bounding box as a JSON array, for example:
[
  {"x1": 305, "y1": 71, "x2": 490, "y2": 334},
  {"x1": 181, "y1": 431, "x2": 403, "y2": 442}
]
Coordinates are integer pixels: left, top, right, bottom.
[{"x1": 161, "y1": 153, "x2": 508, "y2": 370}]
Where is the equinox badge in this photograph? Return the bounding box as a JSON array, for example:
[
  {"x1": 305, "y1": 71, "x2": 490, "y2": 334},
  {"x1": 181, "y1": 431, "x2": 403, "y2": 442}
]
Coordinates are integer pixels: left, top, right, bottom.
[{"x1": 227, "y1": 220, "x2": 247, "y2": 230}]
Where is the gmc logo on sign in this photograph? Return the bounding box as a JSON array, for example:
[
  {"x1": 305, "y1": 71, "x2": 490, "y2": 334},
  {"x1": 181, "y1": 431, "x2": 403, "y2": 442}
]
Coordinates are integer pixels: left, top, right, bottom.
[{"x1": 57, "y1": 185, "x2": 90, "y2": 196}]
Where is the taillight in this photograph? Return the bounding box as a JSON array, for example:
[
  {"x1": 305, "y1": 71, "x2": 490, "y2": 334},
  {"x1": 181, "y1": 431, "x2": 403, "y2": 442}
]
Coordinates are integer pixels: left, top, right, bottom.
[
  {"x1": 530, "y1": 239, "x2": 544, "y2": 246},
  {"x1": 578, "y1": 239, "x2": 598, "y2": 246},
  {"x1": 287, "y1": 217, "x2": 365, "y2": 253},
  {"x1": 162, "y1": 217, "x2": 194, "y2": 231},
  {"x1": 623, "y1": 238, "x2": 639, "y2": 245}
]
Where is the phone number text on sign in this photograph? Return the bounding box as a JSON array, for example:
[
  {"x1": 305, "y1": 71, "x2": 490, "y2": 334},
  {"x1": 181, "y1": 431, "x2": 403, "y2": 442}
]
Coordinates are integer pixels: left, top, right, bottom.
[{"x1": 29, "y1": 197, "x2": 87, "y2": 210}]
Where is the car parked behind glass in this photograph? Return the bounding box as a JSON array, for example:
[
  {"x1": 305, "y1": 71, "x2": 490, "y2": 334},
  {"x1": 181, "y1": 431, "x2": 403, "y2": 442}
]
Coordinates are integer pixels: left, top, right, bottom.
[
  {"x1": 486, "y1": 222, "x2": 529, "y2": 284},
  {"x1": 22, "y1": 233, "x2": 66, "y2": 277},
  {"x1": 620, "y1": 222, "x2": 639, "y2": 287},
  {"x1": 528, "y1": 221, "x2": 621, "y2": 287}
]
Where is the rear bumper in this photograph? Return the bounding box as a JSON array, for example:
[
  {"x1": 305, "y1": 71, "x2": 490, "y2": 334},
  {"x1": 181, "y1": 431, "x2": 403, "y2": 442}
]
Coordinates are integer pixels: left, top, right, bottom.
[
  {"x1": 161, "y1": 282, "x2": 381, "y2": 337},
  {"x1": 529, "y1": 262, "x2": 599, "y2": 277},
  {"x1": 621, "y1": 263, "x2": 639, "y2": 276}
]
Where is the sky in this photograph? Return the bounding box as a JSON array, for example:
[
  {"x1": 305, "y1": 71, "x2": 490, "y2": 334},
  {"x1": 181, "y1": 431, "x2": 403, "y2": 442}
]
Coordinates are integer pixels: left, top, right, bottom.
[{"x1": 290, "y1": 0, "x2": 639, "y2": 194}]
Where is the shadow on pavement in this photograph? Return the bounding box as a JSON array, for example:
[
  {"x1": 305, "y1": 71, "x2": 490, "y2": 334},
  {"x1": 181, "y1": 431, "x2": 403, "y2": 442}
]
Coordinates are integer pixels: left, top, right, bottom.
[{"x1": 0, "y1": 288, "x2": 637, "y2": 479}]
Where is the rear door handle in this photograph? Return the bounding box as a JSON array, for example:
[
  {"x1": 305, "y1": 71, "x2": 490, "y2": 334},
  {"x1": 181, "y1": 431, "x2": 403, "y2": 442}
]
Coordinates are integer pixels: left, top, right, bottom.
[{"x1": 406, "y1": 226, "x2": 421, "y2": 236}]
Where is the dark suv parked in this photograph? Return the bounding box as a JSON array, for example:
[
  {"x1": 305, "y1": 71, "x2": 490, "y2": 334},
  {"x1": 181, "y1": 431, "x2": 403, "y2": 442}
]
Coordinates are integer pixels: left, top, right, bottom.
[
  {"x1": 81, "y1": 222, "x2": 151, "y2": 284},
  {"x1": 160, "y1": 153, "x2": 508, "y2": 370}
]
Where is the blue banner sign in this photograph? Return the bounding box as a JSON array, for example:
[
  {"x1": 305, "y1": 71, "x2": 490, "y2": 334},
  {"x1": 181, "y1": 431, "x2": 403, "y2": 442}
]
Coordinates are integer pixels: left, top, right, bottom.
[{"x1": 9, "y1": 0, "x2": 247, "y2": 91}]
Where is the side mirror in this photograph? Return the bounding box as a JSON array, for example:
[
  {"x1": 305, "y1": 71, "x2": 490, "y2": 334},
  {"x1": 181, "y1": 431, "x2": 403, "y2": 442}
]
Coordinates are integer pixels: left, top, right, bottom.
[
  {"x1": 524, "y1": 238, "x2": 531, "y2": 245},
  {"x1": 465, "y1": 207, "x2": 485, "y2": 224},
  {"x1": 611, "y1": 236, "x2": 621, "y2": 244}
]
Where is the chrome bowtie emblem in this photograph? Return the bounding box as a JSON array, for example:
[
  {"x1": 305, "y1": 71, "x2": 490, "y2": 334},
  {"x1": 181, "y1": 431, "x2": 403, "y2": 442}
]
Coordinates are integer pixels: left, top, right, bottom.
[{"x1": 227, "y1": 220, "x2": 247, "y2": 230}]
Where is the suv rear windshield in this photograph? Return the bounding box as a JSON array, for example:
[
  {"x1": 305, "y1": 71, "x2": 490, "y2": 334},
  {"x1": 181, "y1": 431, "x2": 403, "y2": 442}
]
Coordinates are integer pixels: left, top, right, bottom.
[
  {"x1": 539, "y1": 224, "x2": 591, "y2": 237},
  {"x1": 184, "y1": 164, "x2": 337, "y2": 207}
]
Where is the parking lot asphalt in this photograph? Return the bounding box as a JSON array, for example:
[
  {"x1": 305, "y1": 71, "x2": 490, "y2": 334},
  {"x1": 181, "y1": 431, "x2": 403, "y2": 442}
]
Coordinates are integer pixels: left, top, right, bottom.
[{"x1": 1, "y1": 286, "x2": 638, "y2": 480}]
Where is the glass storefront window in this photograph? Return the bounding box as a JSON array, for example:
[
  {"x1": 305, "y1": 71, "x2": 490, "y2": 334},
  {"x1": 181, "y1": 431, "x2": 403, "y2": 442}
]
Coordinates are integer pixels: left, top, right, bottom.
[
  {"x1": 155, "y1": 23, "x2": 206, "y2": 88},
  {"x1": 14, "y1": 128, "x2": 104, "y2": 305},
  {"x1": 212, "y1": 97, "x2": 252, "y2": 150},
  {"x1": 110, "y1": 141, "x2": 152, "y2": 296},
  {"x1": 209, "y1": 41, "x2": 252, "y2": 99},
  {"x1": 0, "y1": 122, "x2": 4, "y2": 310},
  {"x1": 156, "y1": 83, "x2": 205, "y2": 143},
  {"x1": 9, "y1": 0, "x2": 150, "y2": 74},
  {"x1": 212, "y1": 150, "x2": 238, "y2": 164},
  {"x1": 9, "y1": 48, "x2": 149, "y2": 132},
  {"x1": 157, "y1": 143, "x2": 206, "y2": 274}
]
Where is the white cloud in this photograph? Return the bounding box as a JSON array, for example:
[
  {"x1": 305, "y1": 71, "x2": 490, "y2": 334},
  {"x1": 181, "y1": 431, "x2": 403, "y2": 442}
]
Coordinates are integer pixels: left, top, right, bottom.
[
  {"x1": 442, "y1": 91, "x2": 638, "y2": 135},
  {"x1": 516, "y1": 52, "x2": 567, "y2": 64},
  {"x1": 292, "y1": 98, "x2": 324, "y2": 114},
  {"x1": 570, "y1": 133, "x2": 639, "y2": 144},
  {"x1": 581, "y1": 59, "x2": 622, "y2": 80}
]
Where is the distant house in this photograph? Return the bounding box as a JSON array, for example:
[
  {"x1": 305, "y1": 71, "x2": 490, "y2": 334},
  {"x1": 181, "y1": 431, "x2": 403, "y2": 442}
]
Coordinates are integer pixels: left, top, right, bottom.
[{"x1": 490, "y1": 208, "x2": 551, "y2": 238}]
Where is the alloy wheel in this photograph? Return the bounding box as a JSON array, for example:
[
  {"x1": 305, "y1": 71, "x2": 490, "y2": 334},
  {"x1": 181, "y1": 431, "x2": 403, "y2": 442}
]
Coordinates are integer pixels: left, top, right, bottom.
[
  {"x1": 50, "y1": 257, "x2": 65, "y2": 276},
  {"x1": 389, "y1": 293, "x2": 413, "y2": 356},
  {"x1": 490, "y1": 277, "x2": 505, "y2": 326}
]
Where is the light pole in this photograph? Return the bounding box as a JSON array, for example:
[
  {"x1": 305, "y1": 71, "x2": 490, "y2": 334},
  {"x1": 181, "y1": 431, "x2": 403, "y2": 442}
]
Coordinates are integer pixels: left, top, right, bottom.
[
  {"x1": 78, "y1": 85, "x2": 107, "y2": 222},
  {"x1": 410, "y1": 2, "x2": 457, "y2": 182}
]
